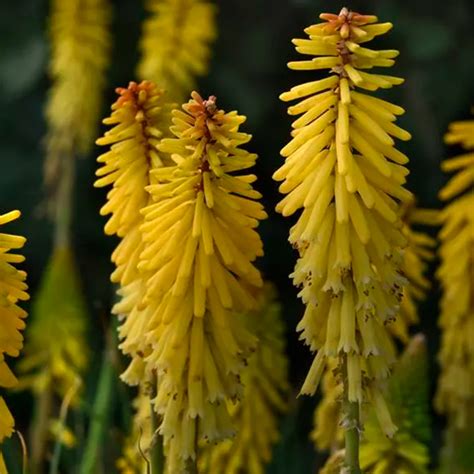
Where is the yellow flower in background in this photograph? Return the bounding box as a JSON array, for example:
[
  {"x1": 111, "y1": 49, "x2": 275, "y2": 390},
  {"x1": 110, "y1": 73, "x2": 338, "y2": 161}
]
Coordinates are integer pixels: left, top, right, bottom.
[
  {"x1": 311, "y1": 359, "x2": 343, "y2": 452},
  {"x1": 95, "y1": 81, "x2": 174, "y2": 384},
  {"x1": 435, "y1": 114, "x2": 474, "y2": 428},
  {"x1": 199, "y1": 285, "x2": 289, "y2": 474},
  {"x1": 137, "y1": 0, "x2": 217, "y2": 103},
  {"x1": 390, "y1": 205, "x2": 436, "y2": 344},
  {"x1": 360, "y1": 335, "x2": 431, "y2": 474},
  {"x1": 45, "y1": 0, "x2": 111, "y2": 185},
  {"x1": 18, "y1": 246, "x2": 87, "y2": 400},
  {"x1": 0, "y1": 211, "x2": 28, "y2": 471},
  {"x1": 139, "y1": 92, "x2": 266, "y2": 471},
  {"x1": 274, "y1": 7, "x2": 412, "y2": 437}
]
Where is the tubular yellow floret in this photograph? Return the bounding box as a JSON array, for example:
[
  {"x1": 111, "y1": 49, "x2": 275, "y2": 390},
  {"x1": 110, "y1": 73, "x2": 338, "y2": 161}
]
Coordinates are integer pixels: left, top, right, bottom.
[
  {"x1": 199, "y1": 285, "x2": 289, "y2": 474},
  {"x1": 0, "y1": 211, "x2": 28, "y2": 470},
  {"x1": 137, "y1": 0, "x2": 217, "y2": 103},
  {"x1": 274, "y1": 7, "x2": 413, "y2": 439},
  {"x1": 95, "y1": 81, "x2": 174, "y2": 382},
  {"x1": 435, "y1": 114, "x2": 474, "y2": 428},
  {"x1": 138, "y1": 92, "x2": 266, "y2": 471},
  {"x1": 45, "y1": 0, "x2": 111, "y2": 181}
]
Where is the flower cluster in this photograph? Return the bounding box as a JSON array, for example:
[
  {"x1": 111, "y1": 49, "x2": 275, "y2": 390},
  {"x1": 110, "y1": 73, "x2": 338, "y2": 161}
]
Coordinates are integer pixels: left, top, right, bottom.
[
  {"x1": 435, "y1": 115, "x2": 474, "y2": 428},
  {"x1": 140, "y1": 92, "x2": 266, "y2": 470},
  {"x1": 97, "y1": 89, "x2": 266, "y2": 470},
  {"x1": 0, "y1": 211, "x2": 28, "y2": 471},
  {"x1": 137, "y1": 0, "x2": 217, "y2": 103},
  {"x1": 45, "y1": 0, "x2": 111, "y2": 185},
  {"x1": 95, "y1": 81, "x2": 174, "y2": 383},
  {"x1": 199, "y1": 285, "x2": 288, "y2": 474},
  {"x1": 274, "y1": 8, "x2": 413, "y2": 436}
]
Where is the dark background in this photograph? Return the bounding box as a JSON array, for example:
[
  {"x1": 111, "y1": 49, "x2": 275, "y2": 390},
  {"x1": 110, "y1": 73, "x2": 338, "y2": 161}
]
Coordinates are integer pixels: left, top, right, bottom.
[{"x1": 1, "y1": 0, "x2": 473, "y2": 472}]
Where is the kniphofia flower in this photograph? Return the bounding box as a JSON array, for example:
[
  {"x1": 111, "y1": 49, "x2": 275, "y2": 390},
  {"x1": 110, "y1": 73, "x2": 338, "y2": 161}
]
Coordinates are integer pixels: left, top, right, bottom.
[
  {"x1": 95, "y1": 81, "x2": 174, "y2": 383},
  {"x1": 274, "y1": 8, "x2": 413, "y2": 437},
  {"x1": 137, "y1": 0, "x2": 217, "y2": 103},
  {"x1": 435, "y1": 114, "x2": 474, "y2": 428},
  {"x1": 45, "y1": 0, "x2": 111, "y2": 185},
  {"x1": 199, "y1": 285, "x2": 288, "y2": 474},
  {"x1": 0, "y1": 211, "x2": 28, "y2": 472},
  {"x1": 139, "y1": 92, "x2": 266, "y2": 470}
]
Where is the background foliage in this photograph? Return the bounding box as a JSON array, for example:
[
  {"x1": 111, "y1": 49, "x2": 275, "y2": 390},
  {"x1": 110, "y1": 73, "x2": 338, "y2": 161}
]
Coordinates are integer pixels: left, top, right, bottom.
[{"x1": 0, "y1": 0, "x2": 473, "y2": 472}]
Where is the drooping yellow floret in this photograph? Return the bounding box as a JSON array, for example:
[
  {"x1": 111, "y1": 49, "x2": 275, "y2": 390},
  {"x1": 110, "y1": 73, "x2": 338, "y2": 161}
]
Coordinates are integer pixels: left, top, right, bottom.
[
  {"x1": 311, "y1": 359, "x2": 343, "y2": 451},
  {"x1": 139, "y1": 92, "x2": 266, "y2": 470},
  {"x1": 95, "y1": 81, "x2": 174, "y2": 382},
  {"x1": 137, "y1": 0, "x2": 217, "y2": 103},
  {"x1": 0, "y1": 211, "x2": 28, "y2": 469},
  {"x1": 199, "y1": 285, "x2": 289, "y2": 474},
  {"x1": 435, "y1": 114, "x2": 474, "y2": 429},
  {"x1": 274, "y1": 7, "x2": 413, "y2": 437},
  {"x1": 17, "y1": 245, "x2": 87, "y2": 400},
  {"x1": 45, "y1": 0, "x2": 111, "y2": 184}
]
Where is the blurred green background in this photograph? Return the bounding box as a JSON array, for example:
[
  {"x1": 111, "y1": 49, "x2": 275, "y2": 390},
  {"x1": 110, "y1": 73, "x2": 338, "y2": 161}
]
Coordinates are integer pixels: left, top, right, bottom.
[{"x1": 1, "y1": 0, "x2": 473, "y2": 472}]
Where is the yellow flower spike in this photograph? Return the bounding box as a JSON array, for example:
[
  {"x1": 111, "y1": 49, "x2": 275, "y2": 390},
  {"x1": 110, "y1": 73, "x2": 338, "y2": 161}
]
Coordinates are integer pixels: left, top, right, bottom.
[
  {"x1": 435, "y1": 113, "x2": 474, "y2": 429},
  {"x1": 199, "y1": 285, "x2": 289, "y2": 474},
  {"x1": 137, "y1": 0, "x2": 217, "y2": 103},
  {"x1": 45, "y1": 0, "x2": 111, "y2": 185},
  {"x1": 275, "y1": 7, "x2": 413, "y2": 446},
  {"x1": 0, "y1": 211, "x2": 28, "y2": 469},
  {"x1": 140, "y1": 92, "x2": 266, "y2": 470},
  {"x1": 18, "y1": 246, "x2": 87, "y2": 401},
  {"x1": 95, "y1": 81, "x2": 174, "y2": 382}
]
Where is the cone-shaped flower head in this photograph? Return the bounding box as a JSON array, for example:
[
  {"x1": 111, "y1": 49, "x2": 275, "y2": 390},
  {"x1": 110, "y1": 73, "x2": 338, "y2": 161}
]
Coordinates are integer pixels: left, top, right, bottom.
[
  {"x1": 137, "y1": 0, "x2": 217, "y2": 103},
  {"x1": 199, "y1": 285, "x2": 289, "y2": 474},
  {"x1": 0, "y1": 211, "x2": 28, "y2": 470},
  {"x1": 45, "y1": 0, "x2": 111, "y2": 185},
  {"x1": 435, "y1": 114, "x2": 474, "y2": 428},
  {"x1": 138, "y1": 92, "x2": 266, "y2": 470},
  {"x1": 95, "y1": 81, "x2": 174, "y2": 381},
  {"x1": 360, "y1": 335, "x2": 431, "y2": 474},
  {"x1": 274, "y1": 8, "x2": 413, "y2": 436},
  {"x1": 18, "y1": 246, "x2": 87, "y2": 400}
]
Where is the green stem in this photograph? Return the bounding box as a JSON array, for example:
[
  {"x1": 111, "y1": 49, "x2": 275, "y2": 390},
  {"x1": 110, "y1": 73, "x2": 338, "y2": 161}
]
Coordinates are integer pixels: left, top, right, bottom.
[
  {"x1": 78, "y1": 332, "x2": 116, "y2": 474},
  {"x1": 49, "y1": 378, "x2": 80, "y2": 474},
  {"x1": 149, "y1": 375, "x2": 164, "y2": 474},
  {"x1": 54, "y1": 153, "x2": 75, "y2": 248},
  {"x1": 30, "y1": 383, "x2": 53, "y2": 474},
  {"x1": 343, "y1": 358, "x2": 362, "y2": 474}
]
